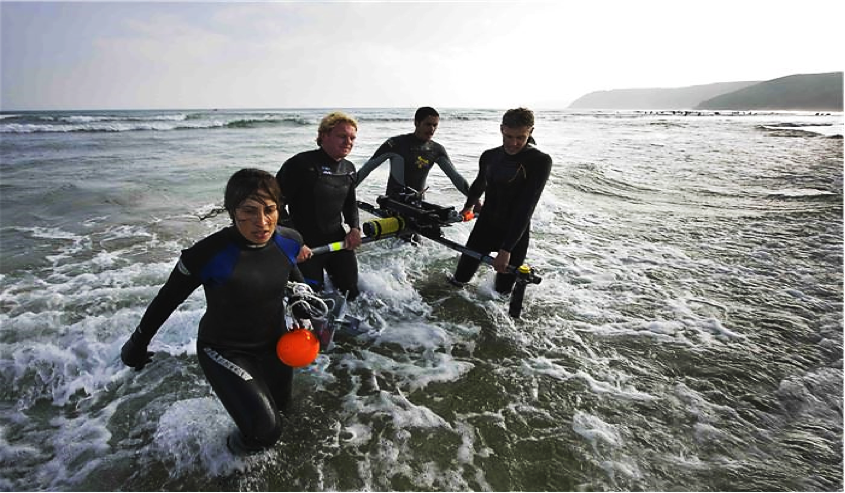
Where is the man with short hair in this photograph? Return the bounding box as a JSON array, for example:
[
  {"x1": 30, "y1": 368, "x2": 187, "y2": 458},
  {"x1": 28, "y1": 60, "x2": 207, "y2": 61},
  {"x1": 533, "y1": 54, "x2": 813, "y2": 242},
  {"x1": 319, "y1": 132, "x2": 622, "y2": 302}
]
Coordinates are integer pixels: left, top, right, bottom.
[
  {"x1": 355, "y1": 106, "x2": 471, "y2": 199},
  {"x1": 449, "y1": 107, "x2": 552, "y2": 294}
]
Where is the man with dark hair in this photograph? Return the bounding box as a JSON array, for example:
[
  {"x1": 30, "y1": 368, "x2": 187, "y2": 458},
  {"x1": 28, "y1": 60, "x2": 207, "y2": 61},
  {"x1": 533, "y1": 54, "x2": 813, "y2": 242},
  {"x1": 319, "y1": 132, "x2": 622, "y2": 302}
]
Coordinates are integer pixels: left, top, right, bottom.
[
  {"x1": 355, "y1": 106, "x2": 472, "y2": 199},
  {"x1": 449, "y1": 107, "x2": 552, "y2": 294}
]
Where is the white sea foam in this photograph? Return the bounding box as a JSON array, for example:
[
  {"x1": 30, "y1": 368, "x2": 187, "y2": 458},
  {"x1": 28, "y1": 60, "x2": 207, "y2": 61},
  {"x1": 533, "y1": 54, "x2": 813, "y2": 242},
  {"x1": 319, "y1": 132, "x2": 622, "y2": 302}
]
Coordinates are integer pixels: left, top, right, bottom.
[
  {"x1": 572, "y1": 410, "x2": 623, "y2": 451},
  {"x1": 763, "y1": 123, "x2": 844, "y2": 137},
  {"x1": 1, "y1": 108, "x2": 840, "y2": 491},
  {"x1": 151, "y1": 397, "x2": 246, "y2": 477}
]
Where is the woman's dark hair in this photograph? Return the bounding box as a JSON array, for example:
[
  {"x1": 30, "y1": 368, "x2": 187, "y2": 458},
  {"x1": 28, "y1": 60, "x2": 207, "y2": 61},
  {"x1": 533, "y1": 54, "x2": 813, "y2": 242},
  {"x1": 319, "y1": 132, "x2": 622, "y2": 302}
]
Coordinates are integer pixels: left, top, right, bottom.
[{"x1": 223, "y1": 168, "x2": 281, "y2": 218}]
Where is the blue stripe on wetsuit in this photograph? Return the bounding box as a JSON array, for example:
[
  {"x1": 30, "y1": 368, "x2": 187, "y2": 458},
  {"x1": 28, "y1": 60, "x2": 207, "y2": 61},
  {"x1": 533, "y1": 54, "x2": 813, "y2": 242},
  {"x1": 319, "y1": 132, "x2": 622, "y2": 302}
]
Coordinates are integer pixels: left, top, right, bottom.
[
  {"x1": 199, "y1": 243, "x2": 241, "y2": 286},
  {"x1": 273, "y1": 232, "x2": 300, "y2": 266}
]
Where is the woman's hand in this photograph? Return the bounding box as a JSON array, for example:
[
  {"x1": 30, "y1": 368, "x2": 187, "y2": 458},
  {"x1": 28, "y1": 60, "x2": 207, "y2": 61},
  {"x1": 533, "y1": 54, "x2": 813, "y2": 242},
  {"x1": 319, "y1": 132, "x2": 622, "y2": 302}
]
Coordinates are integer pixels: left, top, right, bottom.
[{"x1": 296, "y1": 245, "x2": 313, "y2": 263}]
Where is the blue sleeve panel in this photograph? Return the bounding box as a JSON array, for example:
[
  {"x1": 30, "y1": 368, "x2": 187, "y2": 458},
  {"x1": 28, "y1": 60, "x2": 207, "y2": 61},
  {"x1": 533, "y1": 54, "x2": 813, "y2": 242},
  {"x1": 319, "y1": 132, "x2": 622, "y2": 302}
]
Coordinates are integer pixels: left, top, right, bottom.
[
  {"x1": 273, "y1": 226, "x2": 303, "y2": 265},
  {"x1": 199, "y1": 243, "x2": 241, "y2": 287}
]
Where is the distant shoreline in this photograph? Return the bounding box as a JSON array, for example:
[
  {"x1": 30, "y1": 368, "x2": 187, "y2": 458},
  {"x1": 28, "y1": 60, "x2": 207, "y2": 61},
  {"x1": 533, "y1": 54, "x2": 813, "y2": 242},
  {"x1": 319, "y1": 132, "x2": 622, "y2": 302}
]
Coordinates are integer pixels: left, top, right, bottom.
[{"x1": 568, "y1": 72, "x2": 844, "y2": 112}]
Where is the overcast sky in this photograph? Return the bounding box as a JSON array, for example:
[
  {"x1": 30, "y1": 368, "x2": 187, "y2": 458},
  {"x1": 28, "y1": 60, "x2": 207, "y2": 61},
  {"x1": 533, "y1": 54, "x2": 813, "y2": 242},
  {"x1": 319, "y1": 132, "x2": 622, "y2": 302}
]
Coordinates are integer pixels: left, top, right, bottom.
[{"x1": 1, "y1": 0, "x2": 842, "y2": 111}]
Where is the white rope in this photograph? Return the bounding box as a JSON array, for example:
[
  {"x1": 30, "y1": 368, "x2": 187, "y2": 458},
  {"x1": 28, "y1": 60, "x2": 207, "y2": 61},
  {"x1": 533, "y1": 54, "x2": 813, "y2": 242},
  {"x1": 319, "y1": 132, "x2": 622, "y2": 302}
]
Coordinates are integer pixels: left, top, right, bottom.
[{"x1": 287, "y1": 282, "x2": 331, "y2": 319}]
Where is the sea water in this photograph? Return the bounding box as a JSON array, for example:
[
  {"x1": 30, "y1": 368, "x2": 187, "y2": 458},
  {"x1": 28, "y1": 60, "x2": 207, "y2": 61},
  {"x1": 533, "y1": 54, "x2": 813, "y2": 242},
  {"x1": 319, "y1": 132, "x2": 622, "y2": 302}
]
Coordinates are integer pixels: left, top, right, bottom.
[{"x1": 0, "y1": 108, "x2": 842, "y2": 491}]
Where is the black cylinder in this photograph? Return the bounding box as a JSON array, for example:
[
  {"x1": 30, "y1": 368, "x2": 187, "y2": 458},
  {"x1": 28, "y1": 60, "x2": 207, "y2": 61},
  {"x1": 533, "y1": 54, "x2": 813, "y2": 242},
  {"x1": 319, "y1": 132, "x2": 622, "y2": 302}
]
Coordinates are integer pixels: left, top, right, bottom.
[{"x1": 508, "y1": 281, "x2": 527, "y2": 318}]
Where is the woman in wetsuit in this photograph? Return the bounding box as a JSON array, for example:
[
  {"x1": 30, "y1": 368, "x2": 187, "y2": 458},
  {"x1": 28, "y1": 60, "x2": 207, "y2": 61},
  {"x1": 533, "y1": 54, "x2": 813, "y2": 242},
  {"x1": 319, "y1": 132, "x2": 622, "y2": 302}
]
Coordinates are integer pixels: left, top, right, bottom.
[
  {"x1": 450, "y1": 107, "x2": 552, "y2": 293},
  {"x1": 276, "y1": 112, "x2": 362, "y2": 301},
  {"x1": 120, "y1": 168, "x2": 307, "y2": 453}
]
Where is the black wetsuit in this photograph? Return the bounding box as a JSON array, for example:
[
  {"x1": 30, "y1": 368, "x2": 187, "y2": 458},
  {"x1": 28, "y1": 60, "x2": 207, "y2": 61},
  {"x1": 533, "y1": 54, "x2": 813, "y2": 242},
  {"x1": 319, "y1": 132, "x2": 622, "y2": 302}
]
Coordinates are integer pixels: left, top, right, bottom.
[
  {"x1": 133, "y1": 225, "x2": 304, "y2": 449},
  {"x1": 453, "y1": 144, "x2": 552, "y2": 293},
  {"x1": 277, "y1": 148, "x2": 360, "y2": 300},
  {"x1": 355, "y1": 133, "x2": 470, "y2": 197}
]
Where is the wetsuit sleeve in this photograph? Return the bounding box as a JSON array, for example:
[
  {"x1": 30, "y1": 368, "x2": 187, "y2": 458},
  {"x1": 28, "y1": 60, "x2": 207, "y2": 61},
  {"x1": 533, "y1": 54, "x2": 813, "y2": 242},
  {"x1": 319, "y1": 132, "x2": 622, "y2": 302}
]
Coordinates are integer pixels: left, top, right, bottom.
[
  {"x1": 388, "y1": 155, "x2": 407, "y2": 190},
  {"x1": 463, "y1": 150, "x2": 491, "y2": 209},
  {"x1": 343, "y1": 182, "x2": 360, "y2": 230},
  {"x1": 274, "y1": 226, "x2": 306, "y2": 283},
  {"x1": 355, "y1": 141, "x2": 394, "y2": 186},
  {"x1": 273, "y1": 226, "x2": 304, "y2": 264},
  {"x1": 501, "y1": 152, "x2": 552, "y2": 252},
  {"x1": 435, "y1": 151, "x2": 470, "y2": 196},
  {"x1": 291, "y1": 265, "x2": 305, "y2": 283},
  {"x1": 276, "y1": 160, "x2": 290, "y2": 203},
  {"x1": 135, "y1": 259, "x2": 201, "y2": 344},
  {"x1": 342, "y1": 161, "x2": 360, "y2": 229},
  {"x1": 276, "y1": 156, "x2": 304, "y2": 219}
]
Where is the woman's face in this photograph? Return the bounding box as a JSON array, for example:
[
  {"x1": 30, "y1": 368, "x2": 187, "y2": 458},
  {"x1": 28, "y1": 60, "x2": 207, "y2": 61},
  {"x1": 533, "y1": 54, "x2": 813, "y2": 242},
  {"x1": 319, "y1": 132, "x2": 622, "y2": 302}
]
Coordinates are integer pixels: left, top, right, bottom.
[{"x1": 233, "y1": 194, "x2": 278, "y2": 246}]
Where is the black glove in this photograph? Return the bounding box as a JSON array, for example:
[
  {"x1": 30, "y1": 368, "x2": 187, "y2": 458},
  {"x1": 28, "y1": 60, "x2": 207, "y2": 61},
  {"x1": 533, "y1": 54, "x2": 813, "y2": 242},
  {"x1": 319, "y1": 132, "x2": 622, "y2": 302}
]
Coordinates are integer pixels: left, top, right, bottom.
[{"x1": 121, "y1": 329, "x2": 153, "y2": 371}]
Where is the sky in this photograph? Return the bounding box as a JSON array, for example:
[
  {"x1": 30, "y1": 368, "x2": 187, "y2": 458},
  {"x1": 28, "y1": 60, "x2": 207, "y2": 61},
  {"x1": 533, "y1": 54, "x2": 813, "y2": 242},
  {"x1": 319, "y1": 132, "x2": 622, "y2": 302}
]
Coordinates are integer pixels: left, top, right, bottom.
[{"x1": 1, "y1": 0, "x2": 843, "y2": 111}]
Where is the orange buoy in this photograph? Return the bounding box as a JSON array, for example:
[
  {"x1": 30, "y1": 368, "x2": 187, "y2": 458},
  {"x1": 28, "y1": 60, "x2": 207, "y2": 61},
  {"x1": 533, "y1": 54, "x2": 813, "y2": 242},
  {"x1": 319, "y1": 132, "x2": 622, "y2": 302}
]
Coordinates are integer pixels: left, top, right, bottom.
[{"x1": 276, "y1": 328, "x2": 320, "y2": 367}]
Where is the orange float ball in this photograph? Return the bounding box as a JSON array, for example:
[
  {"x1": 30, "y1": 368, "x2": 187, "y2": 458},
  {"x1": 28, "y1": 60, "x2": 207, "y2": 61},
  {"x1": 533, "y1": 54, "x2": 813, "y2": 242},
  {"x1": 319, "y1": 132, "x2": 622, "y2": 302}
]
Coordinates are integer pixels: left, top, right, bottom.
[{"x1": 276, "y1": 328, "x2": 320, "y2": 367}]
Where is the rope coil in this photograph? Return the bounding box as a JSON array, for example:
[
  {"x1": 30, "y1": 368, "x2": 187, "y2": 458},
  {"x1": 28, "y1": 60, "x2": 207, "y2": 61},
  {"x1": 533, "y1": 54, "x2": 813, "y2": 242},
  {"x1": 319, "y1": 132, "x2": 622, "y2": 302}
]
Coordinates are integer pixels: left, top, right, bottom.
[{"x1": 287, "y1": 282, "x2": 332, "y2": 320}]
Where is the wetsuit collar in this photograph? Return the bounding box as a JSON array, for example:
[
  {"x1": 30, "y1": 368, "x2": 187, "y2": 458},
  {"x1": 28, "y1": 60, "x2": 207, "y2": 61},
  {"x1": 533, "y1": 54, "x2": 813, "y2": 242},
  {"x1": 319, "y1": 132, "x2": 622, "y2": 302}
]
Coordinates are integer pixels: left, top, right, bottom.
[
  {"x1": 507, "y1": 143, "x2": 535, "y2": 156},
  {"x1": 410, "y1": 132, "x2": 431, "y2": 145},
  {"x1": 227, "y1": 225, "x2": 272, "y2": 249},
  {"x1": 318, "y1": 146, "x2": 343, "y2": 164}
]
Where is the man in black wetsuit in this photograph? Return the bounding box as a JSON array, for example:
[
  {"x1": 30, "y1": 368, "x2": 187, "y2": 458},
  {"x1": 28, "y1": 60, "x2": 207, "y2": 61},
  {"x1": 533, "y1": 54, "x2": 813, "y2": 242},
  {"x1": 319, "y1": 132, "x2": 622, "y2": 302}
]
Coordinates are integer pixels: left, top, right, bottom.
[
  {"x1": 355, "y1": 107, "x2": 472, "y2": 200},
  {"x1": 450, "y1": 107, "x2": 552, "y2": 294},
  {"x1": 120, "y1": 168, "x2": 308, "y2": 454},
  {"x1": 276, "y1": 111, "x2": 362, "y2": 300}
]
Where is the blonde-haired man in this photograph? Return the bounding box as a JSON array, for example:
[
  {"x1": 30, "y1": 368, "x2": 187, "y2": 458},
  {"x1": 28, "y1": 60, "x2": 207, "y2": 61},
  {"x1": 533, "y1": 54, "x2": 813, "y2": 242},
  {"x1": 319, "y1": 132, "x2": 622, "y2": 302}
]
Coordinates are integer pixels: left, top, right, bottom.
[{"x1": 277, "y1": 111, "x2": 362, "y2": 300}]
